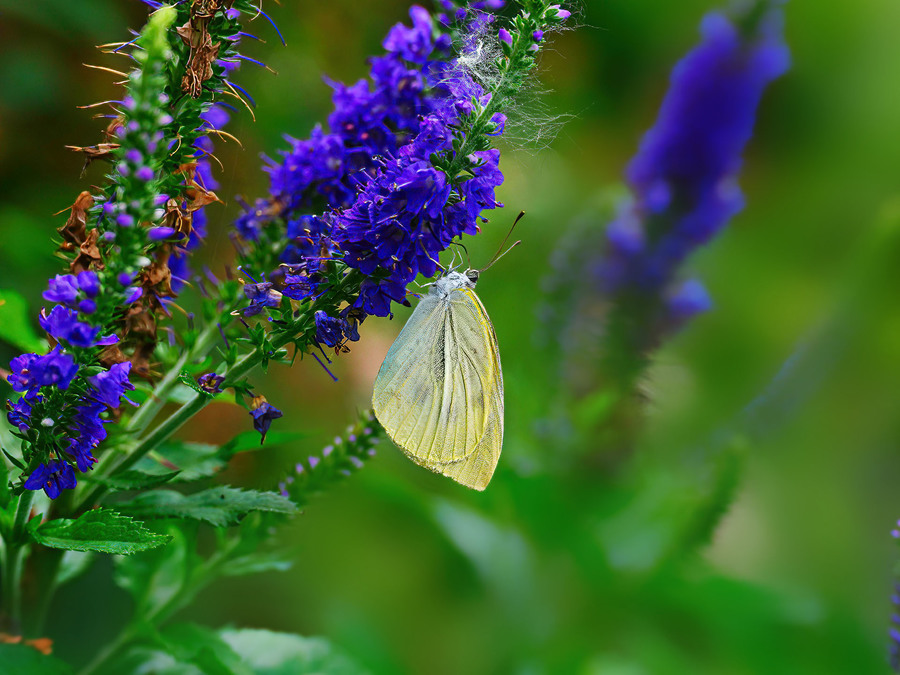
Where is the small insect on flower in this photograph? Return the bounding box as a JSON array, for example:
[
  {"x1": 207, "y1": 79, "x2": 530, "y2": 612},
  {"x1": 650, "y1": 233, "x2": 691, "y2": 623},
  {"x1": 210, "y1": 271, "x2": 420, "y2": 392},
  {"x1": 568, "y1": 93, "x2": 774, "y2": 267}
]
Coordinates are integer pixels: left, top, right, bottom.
[{"x1": 372, "y1": 216, "x2": 522, "y2": 491}]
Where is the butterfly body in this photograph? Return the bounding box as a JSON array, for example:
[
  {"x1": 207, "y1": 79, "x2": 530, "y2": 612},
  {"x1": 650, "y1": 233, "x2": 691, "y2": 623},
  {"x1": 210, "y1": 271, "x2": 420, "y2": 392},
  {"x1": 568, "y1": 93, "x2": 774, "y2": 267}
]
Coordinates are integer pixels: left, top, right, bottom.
[{"x1": 372, "y1": 270, "x2": 504, "y2": 490}]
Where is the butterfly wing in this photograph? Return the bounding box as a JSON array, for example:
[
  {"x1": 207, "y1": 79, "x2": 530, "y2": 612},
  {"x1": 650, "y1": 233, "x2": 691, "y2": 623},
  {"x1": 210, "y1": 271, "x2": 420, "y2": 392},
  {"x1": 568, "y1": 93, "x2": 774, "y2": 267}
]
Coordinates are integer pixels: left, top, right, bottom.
[
  {"x1": 420, "y1": 287, "x2": 504, "y2": 490},
  {"x1": 373, "y1": 285, "x2": 504, "y2": 490}
]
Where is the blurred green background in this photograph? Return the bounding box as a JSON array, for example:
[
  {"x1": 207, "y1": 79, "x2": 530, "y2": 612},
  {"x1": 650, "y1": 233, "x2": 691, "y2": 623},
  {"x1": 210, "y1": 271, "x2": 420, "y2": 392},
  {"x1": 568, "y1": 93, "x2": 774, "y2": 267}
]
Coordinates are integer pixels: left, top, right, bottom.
[{"x1": 3, "y1": 0, "x2": 900, "y2": 672}]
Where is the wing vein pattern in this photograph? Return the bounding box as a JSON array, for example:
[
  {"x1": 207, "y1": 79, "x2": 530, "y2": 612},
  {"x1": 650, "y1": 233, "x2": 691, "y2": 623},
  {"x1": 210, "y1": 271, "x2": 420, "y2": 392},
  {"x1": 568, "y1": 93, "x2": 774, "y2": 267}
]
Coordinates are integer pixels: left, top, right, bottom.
[{"x1": 373, "y1": 282, "x2": 504, "y2": 490}]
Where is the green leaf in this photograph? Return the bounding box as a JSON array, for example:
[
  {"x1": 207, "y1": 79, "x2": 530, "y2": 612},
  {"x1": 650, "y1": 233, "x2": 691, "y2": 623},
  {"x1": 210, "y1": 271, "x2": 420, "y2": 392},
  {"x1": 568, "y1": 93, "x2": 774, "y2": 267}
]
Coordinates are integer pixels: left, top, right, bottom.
[
  {"x1": 135, "y1": 442, "x2": 226, "y2": 481},
  {"x1": 219, "y1": 629, "x2": 369, "y2": 675},
  {"x1": 0, "y1": 643, "x2": 73, "y2": 674},
  {"x1": 97, "y1": 470, "x2": 181, "y2": 491},
  {"x1": 161, "y1": 623, "x2": 253, "y2": 675},
  {"x1": 178, "y1": 371, "x2": 214, "y2": 398},
  {"x1": 113, "y1": 488, "x2": 297, "y2": 527},
  {"x1": 32, "y1": 509, "x2": 170, "y2": 554},
  {"x1": 130, "y1": 431, "x2": 304, "y2": 483},
  {"x1": 219, "y1": 430, "x2": 307, "y2": 456},
  {"x1": 98, "y1": 647, "x2": 201, "y2": 675},
  {"x1": 0, "y1": 290, "x2": 45, "y2": 353},
  {"x1": 220, "y1": 549, "x2": 295, "y2": 577},
  {"x1": 0, "y1": 452, "x2": 10, "y2": 509},
  {"x1": 115, "y1": 525, "x2": 192, "y2": 615}
]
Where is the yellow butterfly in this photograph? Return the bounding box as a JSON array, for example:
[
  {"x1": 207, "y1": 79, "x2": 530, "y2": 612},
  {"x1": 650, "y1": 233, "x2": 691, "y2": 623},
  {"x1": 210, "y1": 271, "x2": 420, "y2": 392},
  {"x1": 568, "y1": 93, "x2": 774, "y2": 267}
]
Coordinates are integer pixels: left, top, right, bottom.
[{"x1": 372, "y1": 267, "x2": 504, "y2": 490}]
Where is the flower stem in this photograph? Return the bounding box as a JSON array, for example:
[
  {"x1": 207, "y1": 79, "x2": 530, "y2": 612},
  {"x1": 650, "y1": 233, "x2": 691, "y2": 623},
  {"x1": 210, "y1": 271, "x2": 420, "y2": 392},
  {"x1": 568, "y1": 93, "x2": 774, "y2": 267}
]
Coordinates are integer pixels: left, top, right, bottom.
[
  {"x1": 1, "y1": 491, "x2": 34, "y2": 631},
  {"x1": 124, "y1": 319, "x2": 223, "y2": 437},
  {"x1": 74, "y1": 321, "x2": 300, "y2": 512}
]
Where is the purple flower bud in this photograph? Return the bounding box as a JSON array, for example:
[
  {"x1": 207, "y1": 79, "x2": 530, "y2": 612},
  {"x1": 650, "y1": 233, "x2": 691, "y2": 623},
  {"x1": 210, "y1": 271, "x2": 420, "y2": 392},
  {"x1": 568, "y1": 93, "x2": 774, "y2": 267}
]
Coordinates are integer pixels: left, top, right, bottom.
[
  {"x1": 136, "y1": 166, "x2": 155, "y2": 182},
  {"x1": 666, "y1": 279, "x2": 713, "y2": 323},
  {"x1": 124, "y1": 149, "x2": 142, "y2": 164},
  {"x1": 549, "y1": 5, "x2": 571, "y2": 21},
  {"x1": 148, "y1": 226, "x2": 177, "y2": 241},
  {"x1": 249, "y1": 395, "x2": 283, "y2": 443},
  {"x1": 117, "y1": 163, "x2": 130, "y2": 177},
  {"x1": 78, "y1": 299, "x2": 97, "y2": 314},
  {"x1": 76, "y1": 271, "x2": 100, "y2": 298},
  {"x1": 116, "y1": 213, "x2": 135, "y2": 228},
  {"x1": 498, "y1": 28, "x2": 512, "y2": 46},
  {"x1": 124, "y1": 287, "x2": 142, "y2": 304},
  {"x1": 117, "y1": 272, "x2": 135, "y2": 286},
  {"x1": 533, "y1": 30, "x2": 544, "y2": 42}
]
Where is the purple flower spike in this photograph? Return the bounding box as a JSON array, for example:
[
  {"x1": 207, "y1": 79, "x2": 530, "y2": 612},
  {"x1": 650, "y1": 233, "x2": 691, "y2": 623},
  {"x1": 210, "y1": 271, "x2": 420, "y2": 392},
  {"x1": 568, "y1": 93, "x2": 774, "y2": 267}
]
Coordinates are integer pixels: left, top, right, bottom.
[{"x1": 589, "y1": 5, "x2": 790, "y2": 345}]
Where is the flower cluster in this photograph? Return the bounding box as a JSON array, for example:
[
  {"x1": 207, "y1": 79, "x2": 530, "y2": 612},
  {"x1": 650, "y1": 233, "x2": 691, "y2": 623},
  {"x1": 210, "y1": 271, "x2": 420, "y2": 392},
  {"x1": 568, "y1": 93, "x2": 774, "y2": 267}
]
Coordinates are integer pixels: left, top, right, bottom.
[
  {"x1": 234, "y1": 5, "x2": 454, "y2": 244},
  {"x1": 597, "y1": 7, "x2": 790, "y2": 336},
  {"x1": 235, "y1": 1, "x2": 569, "y2": 327}
]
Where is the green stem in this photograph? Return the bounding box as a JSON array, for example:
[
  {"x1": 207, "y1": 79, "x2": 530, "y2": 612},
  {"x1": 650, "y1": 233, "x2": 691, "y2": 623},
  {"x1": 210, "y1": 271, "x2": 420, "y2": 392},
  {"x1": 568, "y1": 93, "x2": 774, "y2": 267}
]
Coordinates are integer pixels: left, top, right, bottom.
[
  {"x1": 1, "y1": 491, "x2": 34, "y2": 631},
  {"x1": 73, "y1": 325, "x2": 296, "y2": 513},
  {"x1": 124, "y1": 320, "x2": 222, "y2": 437},
  {"x1": 29, "y1": 548, "x2": 63, "y2": 637},
  {"x1": 77, "y1": 539, "x2": 237, "y2": 675}
]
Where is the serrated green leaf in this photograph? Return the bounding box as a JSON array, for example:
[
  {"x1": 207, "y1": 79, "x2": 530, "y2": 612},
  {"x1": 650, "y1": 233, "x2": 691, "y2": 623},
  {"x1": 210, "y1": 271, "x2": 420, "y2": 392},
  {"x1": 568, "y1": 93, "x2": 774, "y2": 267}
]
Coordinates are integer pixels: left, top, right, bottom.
[
  {"x1": 113, "y1": 487, "x2": 297, "y2": 527},
  {"x1": 97, "y1": 470, "x2": 181, "y2": 491},
  {"x1": 32, "y1": 509, "x2": 170, "y2": 554},
  {"x1": 219, "y1": 629, "x2": 369, "y2": 675},
  {"x1": 0, "y1": 290, "x2": 46, "y2": 353},
  {"x1": 0, "y1": 643, "x2": 73, "y2": 674}
]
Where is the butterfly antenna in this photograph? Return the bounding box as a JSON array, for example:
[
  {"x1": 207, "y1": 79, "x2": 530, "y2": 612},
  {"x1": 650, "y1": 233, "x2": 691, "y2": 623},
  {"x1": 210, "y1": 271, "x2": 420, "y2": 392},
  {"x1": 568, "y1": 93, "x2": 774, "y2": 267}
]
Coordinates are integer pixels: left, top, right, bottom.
[
  {"x1": 479, "y1": 211, "x2": 525, "y2": 273},
  {"x1": 450, "y1": 241, "x2": 471, "y2": 271}
]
